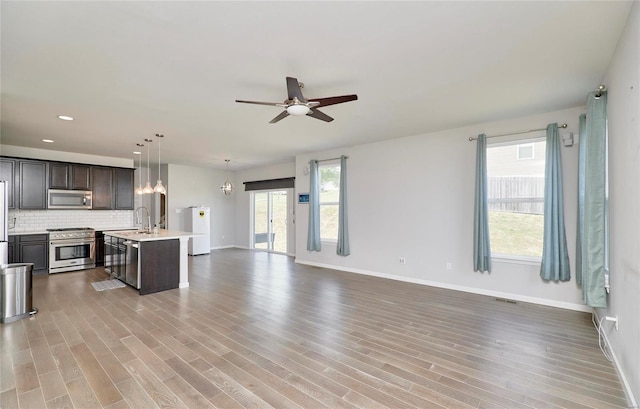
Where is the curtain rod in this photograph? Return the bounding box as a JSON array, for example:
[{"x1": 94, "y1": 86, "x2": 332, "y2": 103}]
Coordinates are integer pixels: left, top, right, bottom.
[
  {"x1": 309, "y1": 156, "x2": 348, "y2": 163},
  {"x1": 468, "y1": 123, "x2": 567, "y2": 141}
]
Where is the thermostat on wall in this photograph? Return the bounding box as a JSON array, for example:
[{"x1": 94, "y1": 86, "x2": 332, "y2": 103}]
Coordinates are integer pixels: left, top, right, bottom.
[{"x1": 298, "y1": 193, "x2": 310, "y2": 204}]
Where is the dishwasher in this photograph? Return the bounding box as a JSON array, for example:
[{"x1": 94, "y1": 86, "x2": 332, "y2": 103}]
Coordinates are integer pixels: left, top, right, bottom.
[{"x1": 124, "y1": 240, "x2": 140, "y2": 289}]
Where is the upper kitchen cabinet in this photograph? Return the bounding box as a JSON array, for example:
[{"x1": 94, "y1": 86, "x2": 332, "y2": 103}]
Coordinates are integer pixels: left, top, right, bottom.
[
  {"x1": 91, "y1": 166, "x2": 113, "y2": 209},
  {"x1": 49, "y1": 163, "x2": 91, "y2": 190},
  {"x1": 114, "y1": 168, "x2": 134, "y2": 210},
  {"x1": 0, "y1": 158, "x2": 16, "y2": 208},
  {"x1": 91, "y1": 167, "x2": 134, "y2": 210},
  {"x1": 18, "y1": 160, "x2": 47, "y2": 209}
]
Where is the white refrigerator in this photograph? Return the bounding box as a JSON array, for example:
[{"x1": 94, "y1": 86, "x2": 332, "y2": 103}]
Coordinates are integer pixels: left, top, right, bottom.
[{"x1": 185, "y1": 206, "x2": 210, "y2": 255}]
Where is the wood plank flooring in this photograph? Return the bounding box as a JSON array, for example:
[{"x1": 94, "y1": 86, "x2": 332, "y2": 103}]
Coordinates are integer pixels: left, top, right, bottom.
[{"x1": 0, "y1": 248, "x2": 629, "y2": 408}]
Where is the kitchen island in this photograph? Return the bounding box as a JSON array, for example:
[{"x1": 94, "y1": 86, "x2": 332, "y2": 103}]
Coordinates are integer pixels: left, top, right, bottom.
[{"x1": 103, "y1": 230, "x2": 197, "y2": 295}]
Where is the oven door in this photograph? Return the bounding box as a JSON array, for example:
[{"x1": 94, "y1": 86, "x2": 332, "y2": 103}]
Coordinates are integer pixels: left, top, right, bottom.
[{"x1": 49, "y1": 239, "x2": 96, "y2": 273}]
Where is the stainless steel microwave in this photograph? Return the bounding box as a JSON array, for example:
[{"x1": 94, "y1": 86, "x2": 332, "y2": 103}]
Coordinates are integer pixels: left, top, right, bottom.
[{"x1": 47, "y1": 189, "x2": 92, "y2": 209}]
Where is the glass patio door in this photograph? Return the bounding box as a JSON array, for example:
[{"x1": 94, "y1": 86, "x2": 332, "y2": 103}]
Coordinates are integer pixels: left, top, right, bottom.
[{"x1": 253, "y1": 190, "x2": 289, "y2": 253}]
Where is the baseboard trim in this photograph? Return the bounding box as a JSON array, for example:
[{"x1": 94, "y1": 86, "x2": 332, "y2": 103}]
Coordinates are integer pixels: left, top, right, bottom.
[
  {"x1": 295, "y1": 259, "x2": 592, "y2": 313},
  {"x1": 594, "y1": 310, "x2": 639, "y2": 408},
  {"x1": 211, "y1": 245, "x2": 235, "y2": 250}
]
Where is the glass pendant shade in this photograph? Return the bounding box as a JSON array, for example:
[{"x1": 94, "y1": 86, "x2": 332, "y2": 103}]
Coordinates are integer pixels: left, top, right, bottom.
[
  {"x1": 220, "y1": 159, "x2": 234, "y2": 195},
  {"x1": 154, "y1": 180, "x2": 166, "y2": 194},
  {"x1": 143, "y1": 181, "x2": 154, "y2": 194},
  {"x1": 144, "y1": 138, "x2": 153, "y2": 194},
  {"x1": 220, "y1": 181, "x2": 234, "y2": 196},
  {"x1": 135, "y1": 144, "x2": 144, "y2": 194},
  {"x1": 153, "y1": 133, "x2": 166, "y2": 194}
]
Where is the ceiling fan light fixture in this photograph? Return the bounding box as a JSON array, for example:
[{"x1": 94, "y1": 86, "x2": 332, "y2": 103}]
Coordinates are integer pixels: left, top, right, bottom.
[{"x1": 286, "y1": 104, "x2": 310, "y2": 116}]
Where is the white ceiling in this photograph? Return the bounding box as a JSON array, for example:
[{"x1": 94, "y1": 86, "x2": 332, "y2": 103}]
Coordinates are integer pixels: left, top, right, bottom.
[{"x1": 1, "y1": 1, "x2": 632, "y2": 170}]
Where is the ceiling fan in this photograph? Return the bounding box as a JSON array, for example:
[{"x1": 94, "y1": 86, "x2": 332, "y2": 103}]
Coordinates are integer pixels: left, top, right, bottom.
[{"x1": 235, "y1": 77, "x2": 358, "y2": 123}]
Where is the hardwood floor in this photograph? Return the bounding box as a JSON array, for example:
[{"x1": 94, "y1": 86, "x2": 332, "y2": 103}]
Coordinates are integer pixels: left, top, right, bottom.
[{"x1": 1, "y1": 248, "x2": 629, "y2": 409}]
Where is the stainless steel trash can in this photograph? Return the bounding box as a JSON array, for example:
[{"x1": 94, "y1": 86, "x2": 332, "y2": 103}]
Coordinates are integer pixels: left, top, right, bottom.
[{"x1": 1, "y1": 263, "x2": 38, "y2": 323}]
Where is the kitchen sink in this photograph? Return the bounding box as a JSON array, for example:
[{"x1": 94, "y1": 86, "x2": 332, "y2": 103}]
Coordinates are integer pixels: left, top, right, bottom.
[{"x1": 120, "y1": 231, "x2": 154, "y2": 236}]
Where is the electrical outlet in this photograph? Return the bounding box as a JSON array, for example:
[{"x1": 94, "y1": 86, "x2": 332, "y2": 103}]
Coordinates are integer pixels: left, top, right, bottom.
[
  {"x1": 446, "y1": 262, "x2": 452, "y2": 270},
  {"x1": 399, "y1": 257, "x2": 406, "y2": 264}
]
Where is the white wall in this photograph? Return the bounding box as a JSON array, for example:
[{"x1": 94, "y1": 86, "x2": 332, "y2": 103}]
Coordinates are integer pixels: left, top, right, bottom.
[
  {"x1": 233, "y1": 161, "x2": 296, "y2": 249},
  {"x1": 166, "y1": 163, "x2": 235, "y2": 249},
  {"x1": 602, "y1": 2, "x2": 640, "y2": 405},
  {"x1": 294, "y1": 106, "x2": 586, "y2": 311}
]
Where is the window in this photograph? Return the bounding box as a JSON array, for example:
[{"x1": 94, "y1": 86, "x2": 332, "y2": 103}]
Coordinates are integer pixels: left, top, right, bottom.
[
  {"x1": 486, "y1": 137, "x2": 546, "y2": 258},
  {"x1": 517, "y1": 143, "x2": 535, "y2": 160},
  {"x1": 319, "y1": 162, "x2": 341, "y2": 241}
]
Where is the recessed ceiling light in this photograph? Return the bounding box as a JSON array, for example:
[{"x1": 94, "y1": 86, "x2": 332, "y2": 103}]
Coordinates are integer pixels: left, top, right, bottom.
[
  {"x1": 133, "y1": 151, "x2": 141, "y2": 155},
  {"x1": 42, "y1": 139, "x2": 54, "y2": 143},
  {"x1": 57, "y1": 115, "x2": 74, "y2": 121}
]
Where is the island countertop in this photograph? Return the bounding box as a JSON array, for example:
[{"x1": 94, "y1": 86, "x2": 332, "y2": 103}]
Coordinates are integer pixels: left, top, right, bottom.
[{"x1": 104, "y1": 229, "x2": 200, "y2": 242}]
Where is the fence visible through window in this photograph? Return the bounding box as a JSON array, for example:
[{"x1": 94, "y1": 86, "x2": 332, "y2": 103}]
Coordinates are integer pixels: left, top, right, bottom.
[{"x1": 488, "y1": 176, "x2": 544, "y2": 214}]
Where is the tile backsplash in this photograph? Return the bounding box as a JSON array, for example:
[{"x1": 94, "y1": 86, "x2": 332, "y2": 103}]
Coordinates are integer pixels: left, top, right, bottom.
[{"x1": 7, "y1": 209, "x2": 134, "y2": 232}]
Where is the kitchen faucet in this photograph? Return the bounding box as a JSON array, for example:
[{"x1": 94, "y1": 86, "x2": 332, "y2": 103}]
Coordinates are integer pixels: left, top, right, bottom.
[{"x1": 135, "y1": 207, "x2": 151, "y2": 232}]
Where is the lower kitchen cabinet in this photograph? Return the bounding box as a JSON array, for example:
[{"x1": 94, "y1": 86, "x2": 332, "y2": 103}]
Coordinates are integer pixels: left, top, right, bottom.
[
  {"x1": 12, "y1": 234, "x2": 49, "y2": 275},
  {"x1": 95, "y1": 231, "x2": 105, "y2": 266}
]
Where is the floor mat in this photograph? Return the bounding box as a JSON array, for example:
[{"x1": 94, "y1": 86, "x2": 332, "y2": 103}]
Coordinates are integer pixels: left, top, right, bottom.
[{"x1": 91, "y1": 279, "x2": 126, "y2": 291}]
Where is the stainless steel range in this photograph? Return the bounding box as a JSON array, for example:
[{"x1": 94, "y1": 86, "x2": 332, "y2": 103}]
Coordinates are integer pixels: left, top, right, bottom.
[{"x1": 48, "y1": 227, "x2": 96, "y2": 273}]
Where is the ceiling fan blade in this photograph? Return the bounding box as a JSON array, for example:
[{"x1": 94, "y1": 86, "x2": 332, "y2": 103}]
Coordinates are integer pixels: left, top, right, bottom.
[
  {"x1": 269, "y1": 110, "x2": 290, "y2": 124},
  {"x1": 306, "y1": 108, "x2": 334, "y2": 122},
  {"x1": 235, "y1": 99, "x2": 286, "y2": 107},
  {"x1": 286, "y1": 77, "x2": 307, "y2": 102},
  {"x1": 309, "y1": 94, "x2": 358, "y2": 108}
]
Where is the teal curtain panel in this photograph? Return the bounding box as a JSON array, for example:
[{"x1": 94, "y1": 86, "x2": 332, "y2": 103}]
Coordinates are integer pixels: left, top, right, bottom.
[
  {"x1": 540, "y1": 123, "x2": 571, "y2": 281},
  {"x1": 473, "y1": 134, "x2": 492, "y2": 272}
]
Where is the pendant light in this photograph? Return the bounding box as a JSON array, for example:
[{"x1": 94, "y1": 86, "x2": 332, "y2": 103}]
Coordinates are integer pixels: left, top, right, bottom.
[
  {"x1": 220, "y1": 159, "x2": 235, "y2": 196},
  {"x1": 153, "y1": 133, "x2": 166, "y2": 194},
  {"x1": 143, "y1": 138, "x2": 154, "y2": 194},
  {"x1": 135, "y1": 144, "x2": 144, "y2": 195}
]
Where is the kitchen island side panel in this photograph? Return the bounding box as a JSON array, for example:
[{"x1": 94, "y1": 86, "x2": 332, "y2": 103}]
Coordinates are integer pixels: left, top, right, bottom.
[{"x1": 139, "y1": 239, "x2": 179, "y2": 295}]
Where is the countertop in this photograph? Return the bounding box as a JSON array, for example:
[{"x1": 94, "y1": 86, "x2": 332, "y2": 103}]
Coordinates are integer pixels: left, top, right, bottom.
[{"x1": 103, "y1": 229, "x2": 199, "y2": 242}]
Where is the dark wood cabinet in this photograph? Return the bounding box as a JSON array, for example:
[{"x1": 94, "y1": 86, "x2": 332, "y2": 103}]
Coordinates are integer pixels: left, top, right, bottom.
[
  {"x1": 1, "y1": 156, "x2": 134, "y2": 211},
  {"x1": 7, "y1": 236, "x2": 16, "y2": 263},
  {"x1": 114, "y1": 168, "x2": 134, "y2": 210},
  {"x1": 91, "y1": 167, "x2": 113, "y2": 209},
  {"x1": 18, "y1": 161, "x2": 47, "y2": 209},
  {"x1": 49, "y1": 163, "x2": 70, "y2": 189},
  {"x1": 71, "y1": 165, "x2": 91, "y2": 190},
  {"x1": 95, "y1": 231, "x2": 105, "y2": 266},
  {"x1": 0, "y1": 158, "x2": 16, "y2": 209},
  {"x1": 139, "y1": 239, "x2": 179, "y2": 295},
  {"x1": 15, "y1": 234, "x2": 49, "y2": 275},
  {"x1": 50, "y1": 163, "x2": 91, "y2": 190}
]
